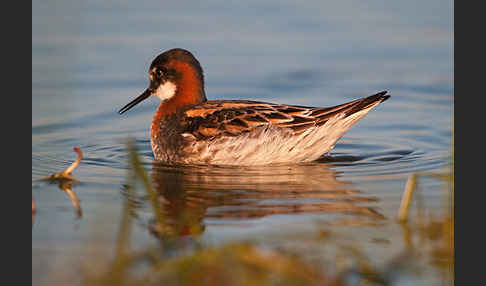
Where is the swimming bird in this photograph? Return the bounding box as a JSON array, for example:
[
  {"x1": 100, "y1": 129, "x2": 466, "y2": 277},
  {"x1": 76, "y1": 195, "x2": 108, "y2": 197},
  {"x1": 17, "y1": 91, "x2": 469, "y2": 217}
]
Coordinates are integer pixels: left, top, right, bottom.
[{"x1": 119, "y1": 48, "x2": 390, "y2": 165}]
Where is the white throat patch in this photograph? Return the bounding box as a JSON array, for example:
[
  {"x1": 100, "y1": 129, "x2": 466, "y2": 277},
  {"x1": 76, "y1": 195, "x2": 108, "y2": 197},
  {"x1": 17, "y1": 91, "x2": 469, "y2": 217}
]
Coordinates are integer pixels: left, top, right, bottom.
[{"x1": 153, "y1": 81, "x2": 177, "y2": 101}]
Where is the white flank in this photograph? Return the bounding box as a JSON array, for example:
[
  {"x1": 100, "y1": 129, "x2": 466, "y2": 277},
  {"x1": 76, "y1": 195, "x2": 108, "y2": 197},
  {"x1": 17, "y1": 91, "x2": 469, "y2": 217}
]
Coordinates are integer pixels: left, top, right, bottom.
[
  {"x1": 154, "y1": 81, "x2": 177, "y2": 101},
  {"x1": 179, "y1": 102, "x2": 382, "y2": 165}
]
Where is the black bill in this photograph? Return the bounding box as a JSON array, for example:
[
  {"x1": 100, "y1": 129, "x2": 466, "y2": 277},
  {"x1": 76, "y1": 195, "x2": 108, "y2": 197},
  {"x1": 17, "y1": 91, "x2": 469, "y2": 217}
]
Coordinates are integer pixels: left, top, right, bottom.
[{"x1": 118, "y1": 88, "x2": 153, "y2": 114}]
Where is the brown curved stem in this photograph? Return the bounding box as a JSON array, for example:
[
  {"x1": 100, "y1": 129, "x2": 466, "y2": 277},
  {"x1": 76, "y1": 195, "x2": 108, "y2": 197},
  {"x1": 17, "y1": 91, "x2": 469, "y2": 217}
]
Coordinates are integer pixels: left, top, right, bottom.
[{"x1": 61, "y1": 147, "x2": 83, "y2": 176}]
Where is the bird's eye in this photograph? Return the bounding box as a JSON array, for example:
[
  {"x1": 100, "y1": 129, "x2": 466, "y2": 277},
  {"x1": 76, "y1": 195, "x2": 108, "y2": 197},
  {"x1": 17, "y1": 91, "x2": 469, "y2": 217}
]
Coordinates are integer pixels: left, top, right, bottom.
[{"x1": 155, "y1": 68, "x2": 163, "y2": 78}]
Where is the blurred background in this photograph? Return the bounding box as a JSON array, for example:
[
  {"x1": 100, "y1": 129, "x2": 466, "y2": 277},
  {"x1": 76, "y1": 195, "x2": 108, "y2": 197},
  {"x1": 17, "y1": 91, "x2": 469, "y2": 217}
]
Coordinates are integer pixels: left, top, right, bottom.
[{"x1": 32, "y1": 0, "x2": 453, "y2": 122}]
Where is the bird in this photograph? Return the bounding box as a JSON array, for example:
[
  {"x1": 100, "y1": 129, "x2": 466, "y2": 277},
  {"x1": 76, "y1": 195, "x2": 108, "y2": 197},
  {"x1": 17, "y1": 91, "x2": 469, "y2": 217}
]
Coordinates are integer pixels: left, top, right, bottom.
[{"x1": 118, "y1": 48, "x2": 390, "y2": 166}]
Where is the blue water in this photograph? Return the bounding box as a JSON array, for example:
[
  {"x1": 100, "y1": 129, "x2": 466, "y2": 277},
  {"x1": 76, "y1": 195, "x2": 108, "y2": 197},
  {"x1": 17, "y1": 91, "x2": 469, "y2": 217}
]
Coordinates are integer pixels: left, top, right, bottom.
[{"x1": 32, "y1": 1, "x2": 453, "y2": 285}]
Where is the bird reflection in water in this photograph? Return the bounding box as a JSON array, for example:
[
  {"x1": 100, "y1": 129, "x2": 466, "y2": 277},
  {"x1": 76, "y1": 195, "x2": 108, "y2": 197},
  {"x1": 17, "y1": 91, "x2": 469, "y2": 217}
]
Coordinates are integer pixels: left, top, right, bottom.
[{"x1": 145, "y1": 161, "x2": 385, "y2": 238}]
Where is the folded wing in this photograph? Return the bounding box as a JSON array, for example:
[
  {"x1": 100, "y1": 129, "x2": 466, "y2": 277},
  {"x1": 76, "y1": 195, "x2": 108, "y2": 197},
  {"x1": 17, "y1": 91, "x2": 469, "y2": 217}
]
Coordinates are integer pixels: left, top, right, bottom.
[{"x1": 181, "y1": 91, "x2": 389, "y2": 139}]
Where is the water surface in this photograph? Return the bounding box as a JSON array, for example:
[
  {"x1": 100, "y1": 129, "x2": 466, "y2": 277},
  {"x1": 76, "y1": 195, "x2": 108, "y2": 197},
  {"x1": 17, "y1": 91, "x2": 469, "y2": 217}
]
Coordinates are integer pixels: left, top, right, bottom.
[{"x1": 32, "y1": 1, "x2": 453, "y2": 285}]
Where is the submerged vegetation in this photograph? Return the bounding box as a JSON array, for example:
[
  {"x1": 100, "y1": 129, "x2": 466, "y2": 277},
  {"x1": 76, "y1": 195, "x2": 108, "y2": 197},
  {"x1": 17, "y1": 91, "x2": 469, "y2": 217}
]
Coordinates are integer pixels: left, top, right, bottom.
[{"x1": 80, "y1": 139, "x2": 453, "y2": 286}]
